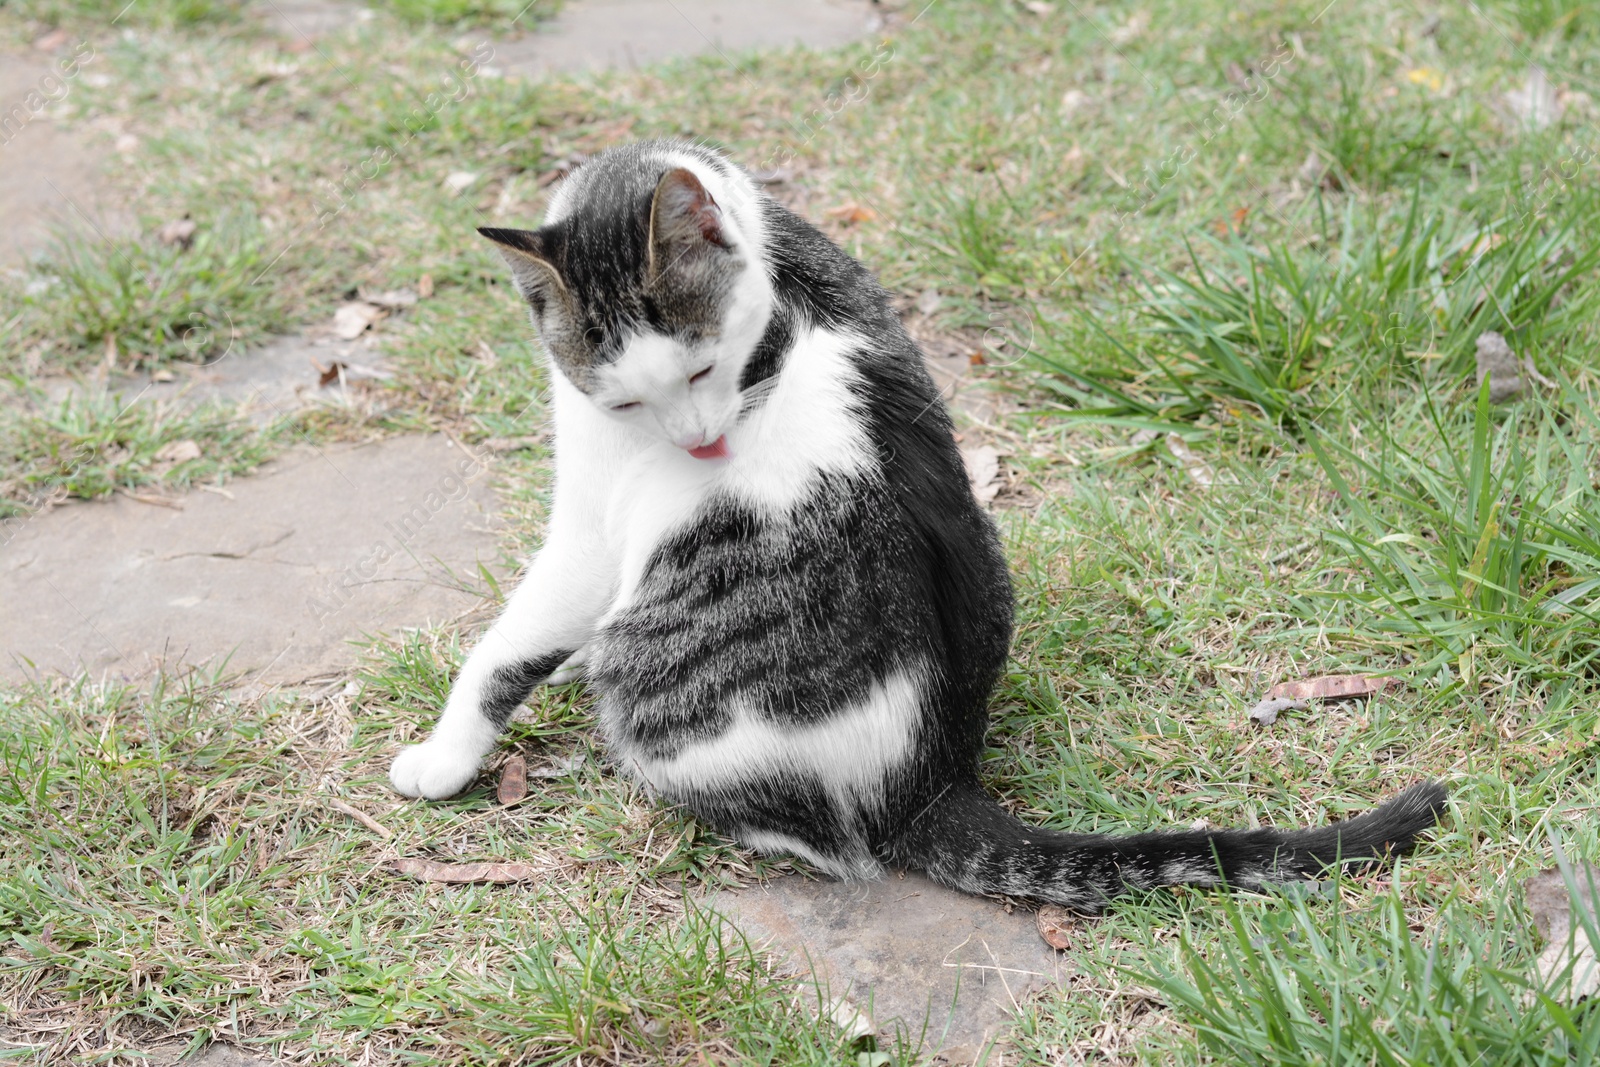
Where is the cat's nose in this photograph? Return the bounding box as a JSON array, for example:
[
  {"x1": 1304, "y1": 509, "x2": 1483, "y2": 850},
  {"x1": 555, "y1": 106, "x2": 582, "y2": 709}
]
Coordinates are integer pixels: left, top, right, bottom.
[{"x1": 674, "y1": 431, "x2": 706, "y2": 450}]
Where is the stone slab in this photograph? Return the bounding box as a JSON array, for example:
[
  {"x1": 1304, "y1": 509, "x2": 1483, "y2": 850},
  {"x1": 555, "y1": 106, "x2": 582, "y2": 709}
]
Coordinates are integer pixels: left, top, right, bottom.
[
  {"x1": 705, "y1": 871, "x2": 1068, "y2": 1063},
  {"x1": 0, "y1": 53, "x2": 126, "y2": 266},
  {"x1": 0, "y1": 434, "x2": 504, "y2": 685},
  {"x1": 46, "y1": 334, "x2": 378, "y2": 422},
  {"x1": 495, "y1": 0, "x2": 877, "y2": 77}
]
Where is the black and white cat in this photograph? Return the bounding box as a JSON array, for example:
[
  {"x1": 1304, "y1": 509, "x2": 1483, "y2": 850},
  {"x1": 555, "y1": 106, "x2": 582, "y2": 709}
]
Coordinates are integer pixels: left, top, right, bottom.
[{"x1": 389, "y1": 141, "x2": 1445, "y2": 912}]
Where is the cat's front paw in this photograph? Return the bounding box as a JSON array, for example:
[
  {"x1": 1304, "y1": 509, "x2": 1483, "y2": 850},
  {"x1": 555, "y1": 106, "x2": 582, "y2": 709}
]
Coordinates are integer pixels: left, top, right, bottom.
[{"x1": 389, "y1": 741, "x2": 481, "y2": 799}]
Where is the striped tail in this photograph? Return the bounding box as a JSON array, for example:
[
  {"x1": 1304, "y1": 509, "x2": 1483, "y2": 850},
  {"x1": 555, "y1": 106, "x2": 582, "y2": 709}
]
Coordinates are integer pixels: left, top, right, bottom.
[{"x1": 888, "y1": 780, "x2": 1447, "y2": 913}]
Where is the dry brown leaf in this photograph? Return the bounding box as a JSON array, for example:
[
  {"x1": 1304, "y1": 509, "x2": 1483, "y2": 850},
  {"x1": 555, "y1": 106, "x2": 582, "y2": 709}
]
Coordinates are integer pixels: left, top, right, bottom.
[
  {"x1": 362, "y1": 288, "x2": 418, "y2": 310},
  {"x1": 325, "y1": 796, "x2": 393, "y2": 839},
  {"x1": 418, "y1": 273, "x2": 434, "y2": 299},
  {"x1": 1166, "y1": 434, "x2": 1229, "y2": 486},
  {"x1": 497, "y1": 755, "x2": 528, "y2": 805},
  {"x1": 33, "y1": 28, "x2": 68, "y2": 51},
  {"x1": 1505, "y1": 66, "x2": 1562, "y2": 131},
  {"x1": 1036, "y1": 904, "x2": 1075, "y2": 950},
  {"x1": 961, "y1": 444, "x2": 1002, "y2": 506},
  {"x1": 1247, "y1": 696, "x2": 1307, "y2": 727},
  {"x1": 332, "y1": 301, "x2": 384, "y2": 340},
  {"x1": 824, "y1": 201, "x2": 876, "y2": 225},
  {"x1": 156, "y1": 218, "x2": 197, "y2": 248},
  {"x1": 317, "y1": 361, "x2": 343, "y2": 387},
  {"x1": 527, "y1": 753, "x2": 580, "y2": 779},
  {"x1": 482, "y1": 434, "x2": 546, "y2": 453},
  {"x1": 1524, "y1": 864, "x2": 1600, "y2": 1005},
  {"x1": 1265, "y1": 675, "x2": 1401, "y2": 701},
  {"x1": 392, "y1": 857, "x2": 538, "y2": 884},
  {"x1": 153, "y1": 439, "x2": 201, "y2": 464},
  {"x1": 116, "y1": 488, "x2": 183, "y2": 509},
  {"x1": 444, "y1": 171, "x2": 478, "y2": 195}
]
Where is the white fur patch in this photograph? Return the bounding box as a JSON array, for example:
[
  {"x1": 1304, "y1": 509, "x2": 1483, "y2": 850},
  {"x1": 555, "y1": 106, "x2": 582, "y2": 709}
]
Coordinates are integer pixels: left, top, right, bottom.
[
  {"x1": 720, "y1": 327, "x2": 877, "y2": 514},
  {"x1": 739, "y1": 829, "x2": 884, "y2": 880},
  {"x1": 619, "y1": 666, "x2": 925, "y2": 812}
]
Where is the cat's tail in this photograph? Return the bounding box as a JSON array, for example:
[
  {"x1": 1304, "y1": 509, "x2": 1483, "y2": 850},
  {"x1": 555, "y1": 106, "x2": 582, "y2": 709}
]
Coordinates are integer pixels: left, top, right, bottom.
[{"x1": 887, "y1": 779, "x2": 1447, "y2": 913}]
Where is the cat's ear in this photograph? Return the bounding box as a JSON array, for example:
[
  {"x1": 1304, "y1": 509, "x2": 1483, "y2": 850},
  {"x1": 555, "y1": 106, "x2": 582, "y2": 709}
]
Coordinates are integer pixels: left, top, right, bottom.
[
  {"x1": 647, "y1": 168, "x2": 733, "y2": 280},
  {"x1": 478, "y1": 226, "x2": 566, "y2": 311}
]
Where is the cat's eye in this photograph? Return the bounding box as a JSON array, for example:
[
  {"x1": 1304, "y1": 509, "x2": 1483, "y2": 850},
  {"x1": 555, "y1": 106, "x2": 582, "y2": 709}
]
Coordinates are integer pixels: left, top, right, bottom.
[
  {"x1": 689, "y1": 365, "x2": 715, "y2": 385},
  {"x1": 611, "y1": 401, "x2": 641, "y2": 412}
]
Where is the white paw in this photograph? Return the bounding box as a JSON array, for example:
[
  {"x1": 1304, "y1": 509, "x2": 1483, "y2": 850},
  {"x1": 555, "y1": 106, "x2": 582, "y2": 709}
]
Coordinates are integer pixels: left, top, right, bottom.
[{"x1": 389, "y1": 741, "x2": 482, "y2": 799}]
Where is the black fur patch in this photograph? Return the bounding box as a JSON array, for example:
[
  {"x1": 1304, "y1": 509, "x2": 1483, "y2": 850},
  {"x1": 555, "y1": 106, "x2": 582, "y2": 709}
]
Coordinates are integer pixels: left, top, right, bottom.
[{"x1": 483, "y1": 649, "x2": 576, "y2": 730}]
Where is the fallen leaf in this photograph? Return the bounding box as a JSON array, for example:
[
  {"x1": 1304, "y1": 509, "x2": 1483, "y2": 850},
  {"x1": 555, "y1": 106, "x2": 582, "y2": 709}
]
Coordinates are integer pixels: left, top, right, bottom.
[
  {"x1": 968, "y1": 351, "x2": 987, "y2": 366},
  {"x1": 317, "y1": 361, "x2": 343, "y2": 387},
  {"x1": 825, "y1": 201, "x2": 876, "y2": 225},
  {"x1": 156, "y1": 218, "x2": 197, "y2": 248},
  {"x1": 1297, "y1": 150, "x2": 1330, "y2": 187},
  {"x1": 1036, "y1": 904, "x2": 1075, "y2": 949},
  {"x1": 1108, "y1": 10, "x2": 1147, "y2": 44},
  {"x1": 1247, "y1": 696, "x2": 1307, "y2": 726},
  {"x1": 527, "y1": 753, "x2": 580, "y2": 779},
  {"x1": 32, "y1": 28, "x2": 69, "y2": 51},
  {"x1": 444, "y1": 171, "x2": 478, "y2": 195},
  {"x1": 341, "y1": 361, "x2": 393, "y2": 382},
  {"x1": 362, "y1": 287, "x2": 418, "y2": 310},
  {"x1": 116, "y1": 488, "x2": 183, "y2": 509},
  {"x1": 1505, "y1": 66, "x2": 1562, "y2": 131},
  {"x1": 1265, "y1": 675, "x2": 1401, "y2": 701},
  {"x1": 1522, "y1": 357, "x2": 1557, "y2": 390},
  {"x1": 392, "y1": 857, "x2": 538, "y2": 884},
  {"x1": 1523, "y1": 864, "x2": 1600, "y2": 1005},
  {"x1": 418, "y1": 273, "x2": 434, "y2": 299},
  {"x1": 114, "y1": 133, "x2": 138, "y2": 154},
  {"x1": 154, "y1": 439, "x2": 202, "y2": 464},
  {"x1": 332, "y1": 301, "x2": 384, "y2": 340},
  {"x1": 482, "y1": 434, "x2": 546, "y2": 453},
  {"x1": 325, "y1": 796, "x2": 393, "y2": 839},
  {"x1": 1061, "y1": 89, "x2": 1090, "y2": 117},
  {"x1": 961, "y1": 444, "x2": 1002, "y2": 506},
  {"x1": 1476, "y1": 331, "x2": 1524, "y2": 402},
  {"x1": 1023, "y1": 0, "x2": 1054, "y2": 14},
  {"x1": 1167, "y1": 433, "x2": 1227, "y2": 486},
  {"x1": 916, "y1": 287, "x2": 943, "y2": 316},
  {"x1": 497, "y1": 755, "x2": 528, "y2": 805}
]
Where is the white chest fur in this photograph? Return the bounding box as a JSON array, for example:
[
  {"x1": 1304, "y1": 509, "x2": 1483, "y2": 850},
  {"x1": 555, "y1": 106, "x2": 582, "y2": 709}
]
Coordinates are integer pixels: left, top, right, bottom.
[{"x1": 550, "y1": 325, "x2": 880, "y2": 617}]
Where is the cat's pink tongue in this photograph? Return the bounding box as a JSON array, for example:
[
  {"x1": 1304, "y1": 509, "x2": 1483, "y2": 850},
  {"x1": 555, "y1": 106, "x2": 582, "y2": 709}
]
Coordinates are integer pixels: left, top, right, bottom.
[{"x1": 688, "y1": 435, "x2": 729, "y2": 460}]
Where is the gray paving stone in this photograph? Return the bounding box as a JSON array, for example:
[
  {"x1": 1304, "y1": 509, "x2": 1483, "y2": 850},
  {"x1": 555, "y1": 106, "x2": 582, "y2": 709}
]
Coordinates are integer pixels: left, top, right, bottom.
[
  {"x1": 494, "y1": 0, "x2": 877, "y2": 77},
  {"x1": 0, "y1": 52, "x2": 128, "y2": 266},
  {"x1": 705, "y1": 871, "x2": 1068, "y2": 1064},
  {"x1": 0, "y1": 434, "x2": 505, "y2": 685}
]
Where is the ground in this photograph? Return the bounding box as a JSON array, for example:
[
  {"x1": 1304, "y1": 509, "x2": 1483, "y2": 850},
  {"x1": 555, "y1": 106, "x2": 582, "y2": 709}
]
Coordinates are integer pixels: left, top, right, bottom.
[{"x1": 1, "y1": 0, "x2": 1599, "y2": 1064}]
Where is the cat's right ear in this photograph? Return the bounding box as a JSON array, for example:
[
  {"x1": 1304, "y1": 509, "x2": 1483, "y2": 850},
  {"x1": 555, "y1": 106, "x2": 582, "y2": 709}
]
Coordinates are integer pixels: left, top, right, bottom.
[{"x1": 478, "y1": 227, "x2": 566, "y2": 312}]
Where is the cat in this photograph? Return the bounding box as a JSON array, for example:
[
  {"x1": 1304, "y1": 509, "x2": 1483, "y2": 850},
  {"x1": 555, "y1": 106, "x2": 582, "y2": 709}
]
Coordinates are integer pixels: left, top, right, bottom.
[{"x1": 389, "y1": 140, "x2": 1446, "y2": 912}]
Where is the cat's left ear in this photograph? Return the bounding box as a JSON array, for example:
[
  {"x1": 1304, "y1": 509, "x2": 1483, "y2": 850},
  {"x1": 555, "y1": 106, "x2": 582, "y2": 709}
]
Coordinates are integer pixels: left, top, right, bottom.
[
  {"x1": 478, "y1": 226, "x2": 566, "y2": 312},
  {"x1": 647, "y1": 168, "x2": 734, "y2": 281}
]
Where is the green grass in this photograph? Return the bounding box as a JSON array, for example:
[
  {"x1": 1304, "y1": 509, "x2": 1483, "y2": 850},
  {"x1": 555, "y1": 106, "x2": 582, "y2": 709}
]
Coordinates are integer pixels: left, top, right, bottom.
[
  {"x1": 3, "y1": 211, "x2": 303, "y2": 374},
  {"x1": 2, "y1": 0, "x2": 1600, "y2": 1061}
]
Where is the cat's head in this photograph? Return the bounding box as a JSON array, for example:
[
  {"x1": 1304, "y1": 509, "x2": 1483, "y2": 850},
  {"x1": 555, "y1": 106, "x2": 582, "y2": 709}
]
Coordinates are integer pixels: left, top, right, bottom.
[{"x1": 480, "y1": 145, "x2": 772, "y2": 459}]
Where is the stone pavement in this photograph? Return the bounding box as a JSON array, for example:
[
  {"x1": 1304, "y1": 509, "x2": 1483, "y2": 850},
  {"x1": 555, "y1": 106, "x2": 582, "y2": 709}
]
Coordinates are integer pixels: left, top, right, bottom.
[
  {"x1": 706, "y1": 872, "x2": 1068, "y2": 1063},
  {"x1": 0, "y1": 434, "x2": 503, "y2": 686}
]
